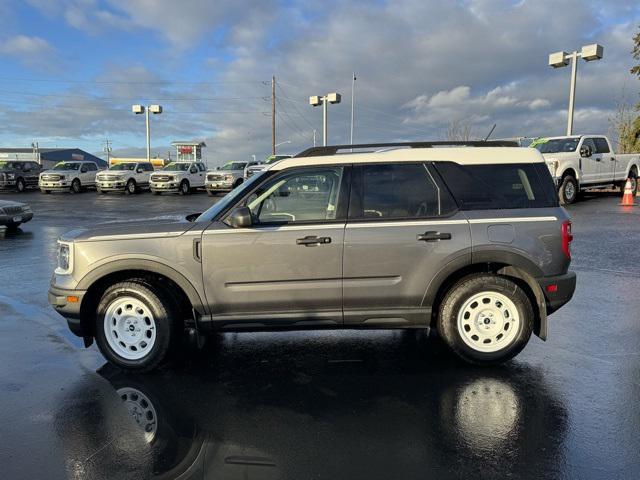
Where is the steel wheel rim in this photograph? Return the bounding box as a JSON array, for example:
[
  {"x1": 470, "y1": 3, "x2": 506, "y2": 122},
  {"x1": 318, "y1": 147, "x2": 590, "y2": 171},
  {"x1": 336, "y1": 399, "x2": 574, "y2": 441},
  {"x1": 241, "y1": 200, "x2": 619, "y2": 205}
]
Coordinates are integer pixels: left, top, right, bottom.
[
  {"x1": 630, "y1": 177, "x2": 637, "y2": 192},
  {"x1": 181, "y1": 182, "x2": 188, "y2": 193},
  {"x1": 128, "y1": 181, "x2": 135, "y2": 193},
  {"x1": 104, "y1": 296, "x2": 156, "y2": 360},
  {"x1": 564, "y1": 181, "x2": 575, "y2": 201},
  {"x1": 117, "y1": 387, "x2": 158, "y2": 443},
  {"x1": 17, "y1": 180, "x2": 24, "y2": 192},
  {"x1": 456, "y1": 291, "x2": 520, "y2": 353}
]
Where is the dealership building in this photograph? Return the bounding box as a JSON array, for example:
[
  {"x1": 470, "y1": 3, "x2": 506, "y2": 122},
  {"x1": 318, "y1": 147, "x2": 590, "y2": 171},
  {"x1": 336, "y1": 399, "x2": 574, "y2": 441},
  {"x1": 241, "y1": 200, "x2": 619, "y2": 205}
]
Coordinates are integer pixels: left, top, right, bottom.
[{"x1": 0, "y1": 147, "x2": 107, "y2": 170}]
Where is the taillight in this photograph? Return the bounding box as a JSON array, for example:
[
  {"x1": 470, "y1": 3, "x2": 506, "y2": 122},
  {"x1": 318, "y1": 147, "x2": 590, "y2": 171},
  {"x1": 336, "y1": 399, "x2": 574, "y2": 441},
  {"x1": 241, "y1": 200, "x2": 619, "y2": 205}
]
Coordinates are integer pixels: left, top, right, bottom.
[{"x1": 561, "y1": 220, "x2": 573, "y2": 259}]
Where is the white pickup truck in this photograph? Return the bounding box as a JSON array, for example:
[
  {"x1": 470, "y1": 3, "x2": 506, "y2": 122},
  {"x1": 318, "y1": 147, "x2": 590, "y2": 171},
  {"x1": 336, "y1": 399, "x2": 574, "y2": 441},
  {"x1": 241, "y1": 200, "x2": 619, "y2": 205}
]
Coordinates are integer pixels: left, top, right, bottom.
[
  {"x1": 150, "y1": 161, "x2": 207, "y2": 195},
  {"x1": 532, "y1": 135, "x2": 640, "y2": 204}
]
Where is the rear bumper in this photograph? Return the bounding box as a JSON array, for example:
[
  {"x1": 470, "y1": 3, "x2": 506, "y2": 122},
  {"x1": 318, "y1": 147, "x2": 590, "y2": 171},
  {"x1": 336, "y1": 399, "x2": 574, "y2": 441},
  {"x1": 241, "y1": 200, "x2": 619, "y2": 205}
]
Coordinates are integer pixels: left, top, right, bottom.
[
  {"x1": 48, "y1": 285, "x2": 87, "y2": 337},
  {"x1": 537, "y1": 271, "x2": 576, "y2": 314}
]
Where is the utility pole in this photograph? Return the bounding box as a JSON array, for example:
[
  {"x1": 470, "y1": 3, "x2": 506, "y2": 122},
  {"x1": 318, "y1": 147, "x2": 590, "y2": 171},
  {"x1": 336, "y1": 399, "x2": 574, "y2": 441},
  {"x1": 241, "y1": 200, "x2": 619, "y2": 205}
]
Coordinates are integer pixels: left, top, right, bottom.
[
  {"x1": 272, "y1": 76, "x2": 276, "y2": 156},
  {"x1": 103, "y1": 139, "x2": 112, "y2": 165},
  {"x1": 350, "y1": 73, "x2": 356, "y2": 145}
]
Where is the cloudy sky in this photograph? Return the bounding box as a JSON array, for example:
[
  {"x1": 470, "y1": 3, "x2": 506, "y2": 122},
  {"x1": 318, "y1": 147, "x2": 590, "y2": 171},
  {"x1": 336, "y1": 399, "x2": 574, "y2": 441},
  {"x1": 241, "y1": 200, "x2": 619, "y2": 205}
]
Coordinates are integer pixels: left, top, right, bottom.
[{"x1": 0, "y1": 0, "x2": 639, "y2": 166}]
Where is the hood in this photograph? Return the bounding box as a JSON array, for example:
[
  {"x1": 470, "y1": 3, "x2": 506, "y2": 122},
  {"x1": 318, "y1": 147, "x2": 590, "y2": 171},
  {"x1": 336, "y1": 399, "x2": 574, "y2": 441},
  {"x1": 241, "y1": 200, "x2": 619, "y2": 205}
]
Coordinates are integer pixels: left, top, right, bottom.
[
  {"x1": 0, "y1": 199, "x2": 26, "y2": 208},
  {"x1": 60, "y1": 215, "x2": 199, "y2": 242},
  {"x1": 151, "y1": 170, "x2": 186, "y2": 176},
  {"x1": 41, "y1": 169, "x2": 79, "y2": 176},
  {"x1": 210, "y1": 169, "x2": 239, "y2": 175},
  {"x1": 540, "y1": 152, "x2": 576, "y2": 160}
]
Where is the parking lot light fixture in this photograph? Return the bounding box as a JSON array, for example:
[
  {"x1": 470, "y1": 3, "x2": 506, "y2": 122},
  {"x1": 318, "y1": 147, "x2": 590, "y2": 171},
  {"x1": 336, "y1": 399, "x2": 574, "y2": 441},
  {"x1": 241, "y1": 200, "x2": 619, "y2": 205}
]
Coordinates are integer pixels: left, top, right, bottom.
[
  {"x1": 132, "y1": 104, "x2": 163, "y2": 162},
  {"x1": 309, "y1": 93, "x2": 341, "y2": 146},
  {"x1": 548, "y1": 44, "x2": 603, "y2": 136}
]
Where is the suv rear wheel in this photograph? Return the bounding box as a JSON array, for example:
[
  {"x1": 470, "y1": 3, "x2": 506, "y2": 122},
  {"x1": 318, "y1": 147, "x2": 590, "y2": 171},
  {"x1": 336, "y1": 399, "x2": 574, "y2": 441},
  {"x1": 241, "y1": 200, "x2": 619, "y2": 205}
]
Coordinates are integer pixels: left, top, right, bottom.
[
  {"x1": 437, "y1": 274, "x2": 533, "y2": 365},
  {"x1": 95, "y1": 279, "x2": 179, "y2": 371}
]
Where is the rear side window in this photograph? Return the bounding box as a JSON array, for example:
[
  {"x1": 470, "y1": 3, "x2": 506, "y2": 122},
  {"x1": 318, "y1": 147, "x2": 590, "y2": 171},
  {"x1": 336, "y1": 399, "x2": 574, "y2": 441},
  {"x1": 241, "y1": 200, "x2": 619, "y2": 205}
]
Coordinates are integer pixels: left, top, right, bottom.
[
  {"x1": 349, "y1": 163, "x2": 457, "y2": 219},
  {"x1": 434, "y1": 162, "x2": 558, "y2": 210},
  {"x1": 85, "y1": 163, "x2": 98, "y2": 171},
  {"x1": 594, "y1": 138, "x2": 610, "y2": 153}
]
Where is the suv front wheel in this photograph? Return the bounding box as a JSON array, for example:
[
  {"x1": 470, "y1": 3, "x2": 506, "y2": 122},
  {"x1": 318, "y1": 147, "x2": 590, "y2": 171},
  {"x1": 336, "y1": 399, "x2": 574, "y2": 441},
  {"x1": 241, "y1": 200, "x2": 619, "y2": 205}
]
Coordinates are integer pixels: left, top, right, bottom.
[
  {"x1": 437, "y1": 274, "x2": 533, "y2": 365},
  {"x1": 95, "y1": 279, "x2": 178, "y2": 371}
]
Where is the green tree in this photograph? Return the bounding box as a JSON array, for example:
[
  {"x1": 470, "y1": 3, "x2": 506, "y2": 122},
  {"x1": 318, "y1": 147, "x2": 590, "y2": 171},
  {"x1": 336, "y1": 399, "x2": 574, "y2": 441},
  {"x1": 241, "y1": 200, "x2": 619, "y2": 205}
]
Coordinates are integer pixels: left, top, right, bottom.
[{"x1": 626, "y1": 26, "x2": 640, "y2": 152}]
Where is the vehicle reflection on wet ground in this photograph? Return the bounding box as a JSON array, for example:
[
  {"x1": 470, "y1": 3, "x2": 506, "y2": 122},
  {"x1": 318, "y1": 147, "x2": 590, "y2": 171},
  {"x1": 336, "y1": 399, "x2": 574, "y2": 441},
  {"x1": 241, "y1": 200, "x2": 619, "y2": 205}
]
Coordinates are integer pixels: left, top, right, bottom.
[{"x1": 1, "y1": 191, "x2": 640, "y2": 479}]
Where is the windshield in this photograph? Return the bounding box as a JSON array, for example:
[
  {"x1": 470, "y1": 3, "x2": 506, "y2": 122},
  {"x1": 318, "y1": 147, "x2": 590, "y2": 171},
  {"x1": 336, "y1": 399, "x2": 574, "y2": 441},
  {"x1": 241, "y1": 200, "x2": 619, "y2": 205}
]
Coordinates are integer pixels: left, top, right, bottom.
[
  {"x1": 533, "y1": 138, "x2": 579, "y2": 154},
  {"x1": 53, "y1": 162, "x2": 80, "y2": 170},
  {"x1": 196, "y1": 173, "x2": 266, "y2": 223},
  {"x1": 109, "y1": 163, "x2": 136, "y2": 171},
  {"x1": 163, "y1": 163, "x2": 190, "y2": 171},
  {"x1": 0, "y1": 161, "x2": 14, "y2": 169},
  {"x1": 221, "y1": 162, "x2": 247, "y2": 171}
]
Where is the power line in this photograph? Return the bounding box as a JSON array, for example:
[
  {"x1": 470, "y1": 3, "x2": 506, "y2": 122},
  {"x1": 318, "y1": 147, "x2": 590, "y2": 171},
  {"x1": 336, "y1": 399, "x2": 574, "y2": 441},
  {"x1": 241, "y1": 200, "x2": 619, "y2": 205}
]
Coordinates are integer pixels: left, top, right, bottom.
[
  {"x1": 0, "y1": 89, "x2": 265, "y2": 101},
  {"x1": 0, "y1": 77, "x2": 267, "y2": 85}
]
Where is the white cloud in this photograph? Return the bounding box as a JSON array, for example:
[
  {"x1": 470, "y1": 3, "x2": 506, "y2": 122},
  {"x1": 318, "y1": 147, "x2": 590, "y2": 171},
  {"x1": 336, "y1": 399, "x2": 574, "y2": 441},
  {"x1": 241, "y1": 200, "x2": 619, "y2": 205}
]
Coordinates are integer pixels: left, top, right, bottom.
[{"x1": 0, "y1": 35, "x2": 52, "y2": 56}]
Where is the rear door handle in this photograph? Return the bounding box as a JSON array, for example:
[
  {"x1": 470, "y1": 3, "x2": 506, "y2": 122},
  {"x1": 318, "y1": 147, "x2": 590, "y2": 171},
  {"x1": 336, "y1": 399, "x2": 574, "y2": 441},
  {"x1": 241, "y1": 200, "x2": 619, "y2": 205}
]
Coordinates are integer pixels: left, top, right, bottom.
[
  {"x1": 296, "y1": 235, "x2": 331, "y2": 246},
  {"x1": 417, "y1": 231, "x2": 452, "y2": 242}
]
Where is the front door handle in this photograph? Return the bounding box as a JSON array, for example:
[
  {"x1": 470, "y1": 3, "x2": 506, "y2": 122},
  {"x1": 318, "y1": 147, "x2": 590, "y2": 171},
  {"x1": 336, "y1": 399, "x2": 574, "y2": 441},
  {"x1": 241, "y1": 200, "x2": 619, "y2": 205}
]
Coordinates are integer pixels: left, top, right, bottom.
[
  {"x1": 417, "y1": 231, "x2": 452, "y2": 242},
  {"x1": 296, "y1": 235, "x2": 331, "y2": 246}
]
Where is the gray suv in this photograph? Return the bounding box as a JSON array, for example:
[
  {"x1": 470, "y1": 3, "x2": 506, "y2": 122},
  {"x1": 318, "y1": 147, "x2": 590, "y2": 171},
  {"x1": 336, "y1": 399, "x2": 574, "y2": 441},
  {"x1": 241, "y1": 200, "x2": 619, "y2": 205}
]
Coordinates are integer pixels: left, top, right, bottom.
[{"x1": 48, "y1": 141, "x2": 576, "y2": 371}]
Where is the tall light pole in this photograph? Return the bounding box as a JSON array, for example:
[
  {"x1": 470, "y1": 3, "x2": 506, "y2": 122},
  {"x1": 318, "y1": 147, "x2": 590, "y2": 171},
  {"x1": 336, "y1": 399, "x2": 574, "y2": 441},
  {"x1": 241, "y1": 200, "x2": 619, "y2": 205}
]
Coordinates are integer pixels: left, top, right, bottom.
[
  {"x1": 132, "y1": 104, "x2": 163, "y2": 162},
  {"x1": 310, "y1": 93, "x2": 341, "y2": 146},
  {"x1": 548, "y1": 44, "x2": 603, "y2": 135},
  {"x1": 275, "y1": 140, "x2": 291, "y2": 148}
]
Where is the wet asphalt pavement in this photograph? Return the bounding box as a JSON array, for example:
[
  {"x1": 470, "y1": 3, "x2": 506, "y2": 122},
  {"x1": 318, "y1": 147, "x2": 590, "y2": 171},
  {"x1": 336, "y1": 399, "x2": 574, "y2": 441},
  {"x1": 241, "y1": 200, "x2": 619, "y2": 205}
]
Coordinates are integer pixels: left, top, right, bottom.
[{"x1": 0, "y1": 189, "x2": 639, "y2": 479}]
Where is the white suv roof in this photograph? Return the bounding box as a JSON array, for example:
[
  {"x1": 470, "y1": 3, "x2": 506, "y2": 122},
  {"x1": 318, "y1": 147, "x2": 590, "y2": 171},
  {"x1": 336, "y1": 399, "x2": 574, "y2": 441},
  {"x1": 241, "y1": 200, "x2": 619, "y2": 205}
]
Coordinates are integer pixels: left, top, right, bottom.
[{"x1": 271, "y1": 146, "x2": 544, "y2": 171}]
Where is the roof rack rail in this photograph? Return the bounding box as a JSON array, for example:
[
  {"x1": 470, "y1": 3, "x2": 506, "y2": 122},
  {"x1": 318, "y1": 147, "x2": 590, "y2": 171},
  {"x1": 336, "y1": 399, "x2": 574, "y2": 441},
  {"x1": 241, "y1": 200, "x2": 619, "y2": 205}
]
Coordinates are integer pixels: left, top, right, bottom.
[{"x1": 294, "y1": 140, "x2": 519, "y2": 158}]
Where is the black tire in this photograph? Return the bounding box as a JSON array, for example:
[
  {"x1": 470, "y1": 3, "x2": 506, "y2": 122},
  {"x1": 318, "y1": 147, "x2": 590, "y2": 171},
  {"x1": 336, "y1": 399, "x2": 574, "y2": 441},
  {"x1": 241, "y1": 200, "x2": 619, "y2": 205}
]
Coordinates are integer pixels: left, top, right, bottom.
[
  {"x1": 179, "y1": 180, "x2": 190, "y2": 196},
  {"x1": 71, "y1": 179, "x2": 82, "y2": 194},
  {"x1": 233, "y1": 178, "x2": 244, "y2": 189},
  {"x1": 16, "y1": 178, "x2": 26, "y2": 193},
  {"x1": 126, "y1": 179, "x2": 137, "y2": 195},
  {"x1": 5, "y1": 223, "x2": 20, "y2": 232},
  {"x1": 628, "y1": 170, "x2": 638, "y2": 196},
  {"x1": 437, "y1": 274, "x2": 534, "y2": 365},
  {"x1": 559, "y1": 174, "x2": 578, "y2": 205},
  {"x1": 152, "y1": 190, "x2": 161, "y2": 195},
  {"x1": 95, "y1": 279, "x2": 180, "y2": 371}
]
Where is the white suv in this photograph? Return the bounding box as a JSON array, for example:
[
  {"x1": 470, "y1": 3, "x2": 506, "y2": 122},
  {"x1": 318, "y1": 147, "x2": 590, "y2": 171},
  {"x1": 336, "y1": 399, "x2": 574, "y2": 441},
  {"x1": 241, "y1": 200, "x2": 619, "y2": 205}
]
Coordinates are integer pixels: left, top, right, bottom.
[
  {"x1": 150, "y1": 161, "x2": 207, "y2": 195},
  {"x1": 39, "y1": 161, "x2": 101, "y2": 194},
  {"x1": 97, "y1": 162, "x2": 154, "y2": 195}
]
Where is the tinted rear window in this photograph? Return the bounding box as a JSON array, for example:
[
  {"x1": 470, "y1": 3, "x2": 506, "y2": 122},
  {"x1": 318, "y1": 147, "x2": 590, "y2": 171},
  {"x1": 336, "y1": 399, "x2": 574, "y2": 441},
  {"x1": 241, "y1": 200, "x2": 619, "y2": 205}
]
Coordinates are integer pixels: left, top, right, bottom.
[{"x1": 434, "y1": 162, "x2": 558, "y2": 210}]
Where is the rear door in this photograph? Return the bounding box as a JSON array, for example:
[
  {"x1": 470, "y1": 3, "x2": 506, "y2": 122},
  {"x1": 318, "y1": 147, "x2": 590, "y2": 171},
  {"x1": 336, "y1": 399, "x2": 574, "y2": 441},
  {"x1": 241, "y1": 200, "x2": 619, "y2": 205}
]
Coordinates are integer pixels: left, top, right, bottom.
[
  {"x1": 81, "y1": 163, "x2": 97, "y2": 185},
  {"x1": 593, "y1": 137, "x2": 615, "y2": 182},
  {"x1": 201, "y1": 165, "x2": 349, "y2": 327},
  {"x1": 342, "y1": 162, "x2": 471, "y2": 327}
]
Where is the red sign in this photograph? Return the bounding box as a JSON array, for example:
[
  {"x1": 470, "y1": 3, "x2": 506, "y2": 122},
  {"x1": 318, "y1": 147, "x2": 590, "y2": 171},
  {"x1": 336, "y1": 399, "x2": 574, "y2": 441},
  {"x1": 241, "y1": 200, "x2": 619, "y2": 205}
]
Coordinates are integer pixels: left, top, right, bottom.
[{"x1": 179, "y1": 146, "x2": 193, "y2": 154}]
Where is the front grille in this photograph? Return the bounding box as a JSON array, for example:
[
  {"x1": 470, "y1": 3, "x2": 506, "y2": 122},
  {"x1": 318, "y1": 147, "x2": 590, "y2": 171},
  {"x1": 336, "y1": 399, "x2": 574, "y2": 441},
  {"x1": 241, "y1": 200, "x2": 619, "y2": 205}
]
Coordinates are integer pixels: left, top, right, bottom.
[
  {"x1": 207, "y1": 174, "x2": 224, "y2": 182},
  {"x1": 41, "y1": 174, "x2": 61, "y2": 181},
  {"x1": 98, "y1": 174, "x2": 122, "y2": 181},
  {"x1": 152, "y1": 175, "x2": 174, "y2": 182},
  {"x1": 3, "y1": 206, "x2": 23, "y2": 215}
]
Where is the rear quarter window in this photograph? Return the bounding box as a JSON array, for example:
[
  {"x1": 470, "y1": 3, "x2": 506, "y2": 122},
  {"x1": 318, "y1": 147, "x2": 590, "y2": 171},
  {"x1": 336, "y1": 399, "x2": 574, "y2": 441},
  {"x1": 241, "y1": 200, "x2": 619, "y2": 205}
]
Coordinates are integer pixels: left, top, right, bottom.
[{"x1": 434, "y1": 162, "x2": 559, "y2": 210}]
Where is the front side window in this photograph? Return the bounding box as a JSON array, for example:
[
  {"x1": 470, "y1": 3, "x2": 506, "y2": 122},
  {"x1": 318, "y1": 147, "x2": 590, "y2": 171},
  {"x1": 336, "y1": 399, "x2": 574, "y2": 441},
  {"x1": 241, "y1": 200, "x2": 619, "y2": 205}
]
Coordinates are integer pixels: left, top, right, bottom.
[
  {"x1": 350, "y1": 163, "x2": 456, "y2": 219},
  {"x1": 245, "y1": 167, "x2": 344, "y2": 224},
  {"x1": 163, "y1": 163, "x2": 190, "y2": 171},
  {"x1": 86, "y1": 163, "x2": 97, "y2": 171},
  {"x1": 110, "y1": 163, "x2": 136, "y2": 171},
  {"x1": 533, "y1": 138, "x2": 579, "y2": 154}
]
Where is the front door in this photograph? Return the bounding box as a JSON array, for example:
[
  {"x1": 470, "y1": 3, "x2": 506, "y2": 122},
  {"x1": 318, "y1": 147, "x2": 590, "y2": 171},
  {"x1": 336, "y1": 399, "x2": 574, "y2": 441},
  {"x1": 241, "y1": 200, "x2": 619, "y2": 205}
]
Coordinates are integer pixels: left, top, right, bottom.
[
  {"x1": 580, "y1": 138, "x2": 599, "y2": 184},
  {"x1": 201, "y1": 165, "x2": 349, "y2": 328},
  {"x1": 593, "y1": 137, "x2": 615, "y2": 182},
  {"x1": 343, "y1": 163, "x2": 471, "y2": 326}
]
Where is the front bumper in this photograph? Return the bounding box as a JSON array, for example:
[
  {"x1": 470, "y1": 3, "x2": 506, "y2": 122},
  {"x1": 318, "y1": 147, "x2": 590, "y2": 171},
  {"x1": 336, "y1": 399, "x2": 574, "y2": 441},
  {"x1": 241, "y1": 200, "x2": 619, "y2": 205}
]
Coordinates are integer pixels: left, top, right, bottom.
[
  {"x1": 0, "y1": 211, "x2": 33, "y2": 226},
  {"x1": 537, "y1": 271, "x2": 577, "y2": 314},
  {"x1": 0, "y1": 180, "x2": 17, "y2": 189},
  {"x1": 150, "y1": 181, "x2": 179, "y2": 191},
  {"x1": 205, "y1": 181, "x2": 233, "y2": 192},
  {"x1": 48, "y1": 285, "x2": 87, "y2": 337},
  {"x1": 97, "y1": 180, "x2": 125, "y2": 191},
  {"x1": 40, "y1": 181, "x2": 70, "y2": 190}
]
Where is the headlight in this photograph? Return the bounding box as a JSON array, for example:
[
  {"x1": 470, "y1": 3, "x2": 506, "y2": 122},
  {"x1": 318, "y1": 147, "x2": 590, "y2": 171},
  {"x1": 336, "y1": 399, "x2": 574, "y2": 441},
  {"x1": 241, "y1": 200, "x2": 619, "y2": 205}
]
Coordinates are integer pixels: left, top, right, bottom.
[
  {"x1": 7, "y1": 173, "x2": 15, "y2": 180},
  {"x1": 56, "y1": 241, "x2": 73, "y2": 274},
  {"x1": 546, "y1": 159, "x2": 558, "y2": 175},
  {"x1": 224, "y1": 174, "x2": 234, "y2": 181}
]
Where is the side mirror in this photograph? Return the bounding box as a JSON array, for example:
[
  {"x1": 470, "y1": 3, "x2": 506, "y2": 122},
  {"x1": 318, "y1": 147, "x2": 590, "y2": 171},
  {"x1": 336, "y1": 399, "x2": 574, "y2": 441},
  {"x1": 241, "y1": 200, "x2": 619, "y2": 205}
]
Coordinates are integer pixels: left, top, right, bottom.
[
  {"x1": 216, "y1": 166, "x2": 220, "y2": 170},
  {"x1": 81, "y1": 167, "x2": 88, "y2": 173},
  {"x1": 580, "y1": 145, "x2": 593, "y2": 158},
  {"x1": 137, "y1": 167, "x2": 144, "y2": 173},
  {"x1": 225, "y1": 206, "x2": 252, "y2": 228}
]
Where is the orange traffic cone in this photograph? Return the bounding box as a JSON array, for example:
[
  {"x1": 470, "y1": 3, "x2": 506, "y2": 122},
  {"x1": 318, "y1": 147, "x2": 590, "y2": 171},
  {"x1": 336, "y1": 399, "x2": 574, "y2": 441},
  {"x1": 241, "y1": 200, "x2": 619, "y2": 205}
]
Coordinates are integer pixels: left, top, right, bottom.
[{"x1": 619, "y1": 178, "x2": 637, "y2": 206}]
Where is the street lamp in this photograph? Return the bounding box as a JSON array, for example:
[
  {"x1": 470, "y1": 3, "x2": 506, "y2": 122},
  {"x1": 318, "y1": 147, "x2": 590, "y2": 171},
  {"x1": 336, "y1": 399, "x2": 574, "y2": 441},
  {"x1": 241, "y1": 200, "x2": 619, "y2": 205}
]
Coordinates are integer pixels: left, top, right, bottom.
[
  {"x1": 275, "y1": 140, "x2": 291, "y2": 148},
  {"x1": 310, "y1": 93, "x2": 341, "y2": 146},
  {"x1": 132, "y1": 104, "x2": 163, "y2": 162},
  {"x1": 548, "y1": 44, "x2": 603, "y2": 135}
]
